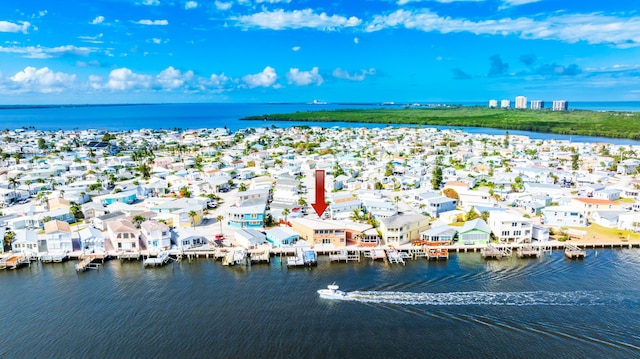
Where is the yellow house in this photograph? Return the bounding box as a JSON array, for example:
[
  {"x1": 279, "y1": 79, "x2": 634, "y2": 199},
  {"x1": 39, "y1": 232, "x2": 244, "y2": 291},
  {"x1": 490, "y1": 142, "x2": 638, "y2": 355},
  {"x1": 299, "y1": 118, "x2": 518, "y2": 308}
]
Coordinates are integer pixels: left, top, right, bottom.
[{"x1": 291, "y1": 218, "x2": 347, "y2": 248}]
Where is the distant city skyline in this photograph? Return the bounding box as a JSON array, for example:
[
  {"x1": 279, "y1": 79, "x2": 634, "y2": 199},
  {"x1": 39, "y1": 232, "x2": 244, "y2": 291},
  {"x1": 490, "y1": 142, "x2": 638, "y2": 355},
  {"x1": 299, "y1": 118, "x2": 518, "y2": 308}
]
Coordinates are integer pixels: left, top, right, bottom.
[{"x1": 1, "y1": 1, "x2": 639, "y2": 104}]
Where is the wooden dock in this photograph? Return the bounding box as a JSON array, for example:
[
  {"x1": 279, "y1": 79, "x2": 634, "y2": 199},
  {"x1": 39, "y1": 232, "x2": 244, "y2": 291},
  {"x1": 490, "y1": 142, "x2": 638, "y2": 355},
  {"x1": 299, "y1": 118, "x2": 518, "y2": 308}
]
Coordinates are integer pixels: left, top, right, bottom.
[
  {"x1": 118, "y1": 251, "x2": 141, "y2": 260},
  {"x1": 564, "y1": 243, "x2": 586, "y2": 259},
  {"x1": 0, "y1": 255, "x2": 29, "y2": 270},
  {"x1": 40, "y1": 253, "x2": 68, "y2": 263},
  {"x1": 75, "y1": 254, "x2": 104, "y2": 272}
]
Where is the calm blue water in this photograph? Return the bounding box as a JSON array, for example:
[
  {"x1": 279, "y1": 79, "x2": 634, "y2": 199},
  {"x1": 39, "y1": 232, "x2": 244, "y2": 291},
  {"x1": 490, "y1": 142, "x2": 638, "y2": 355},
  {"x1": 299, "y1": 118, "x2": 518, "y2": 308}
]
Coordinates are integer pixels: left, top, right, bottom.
[
  {"x1": 2, "y1": 250, "x2": 640, "y2": 358},
  {"x1": 2, "y1": 102, "x2": 640, "y2": 145}
]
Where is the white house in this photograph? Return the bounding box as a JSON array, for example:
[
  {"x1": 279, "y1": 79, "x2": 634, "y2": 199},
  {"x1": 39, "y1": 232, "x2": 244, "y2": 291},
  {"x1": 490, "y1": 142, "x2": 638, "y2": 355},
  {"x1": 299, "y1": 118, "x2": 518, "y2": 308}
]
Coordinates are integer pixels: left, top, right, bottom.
[
  {"x1": 140, "y1": 220, "x2": 171, "y2": 251},
  {"x1": 488, "y1": 212, "x2": 533, "y2": 243},
  {"x1": 43, "y1": 220, "x2": 74, "y2": 254}
]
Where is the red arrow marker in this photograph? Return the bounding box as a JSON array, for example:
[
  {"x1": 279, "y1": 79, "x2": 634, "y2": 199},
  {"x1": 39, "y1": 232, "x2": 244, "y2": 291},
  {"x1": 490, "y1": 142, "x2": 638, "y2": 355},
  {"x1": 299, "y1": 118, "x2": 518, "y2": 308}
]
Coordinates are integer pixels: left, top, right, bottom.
[{"x1": 311, "y1": 169, "x2": 328, "y2": 217}]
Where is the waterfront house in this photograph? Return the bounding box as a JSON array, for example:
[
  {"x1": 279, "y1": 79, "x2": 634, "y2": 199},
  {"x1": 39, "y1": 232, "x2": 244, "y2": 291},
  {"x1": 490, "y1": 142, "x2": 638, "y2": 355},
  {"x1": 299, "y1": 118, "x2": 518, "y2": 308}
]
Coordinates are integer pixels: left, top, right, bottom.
[
  {"x1": 420, "y1": 225, "x2": 457, "y2": 245},
  {"x1": 106, "y1": 219, "x2": 140, "y2": 252},
  {"x1": 266, "y1": 227, "x2": 300, "y2": 248},
  {"x1": 290, "y1": 218, "x2": 347, "y2": 249},
  {"x1": 234, "y1": 228, "x2": 267, "y2": 249},
  {"x1": 43, "y1": 220, "x2": 74, "y2": 254},
  {"x1": 140, "y1": 220, "x2": 171, "y2": 251},
  {"x1": 458, "y1": 219, "x2": 491, "y2": 245},
  {"x1": 378, "y1": 214, "x2": 431, "y2": 246},
  {"x1": 78, "y1": 227, "x2": 106, "y2": 253},
  {"x1": 541, "y1": 206, "x2": 588, "y2": 227},
  {"x1": 11, "y1": 228, "x2": 40, "y2": 255},
  {"x1": 488, "y1": 212, "x2": 533, "y2": 243},
  {"x1": 171, "y1": 227, "x2": 207, "y2": 249}
]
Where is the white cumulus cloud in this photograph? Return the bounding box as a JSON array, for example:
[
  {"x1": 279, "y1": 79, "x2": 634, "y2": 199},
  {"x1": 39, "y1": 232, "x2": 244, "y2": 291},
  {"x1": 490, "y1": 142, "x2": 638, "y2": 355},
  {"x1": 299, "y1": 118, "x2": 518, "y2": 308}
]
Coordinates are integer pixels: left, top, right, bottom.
[
  {"x1": 256, "y1": 0, "x2": 291, "y2": 3},
  {"x1": 233, "y1": 9, "x2": 361, "y2": 30},
  {"x1": 157, "y1": 66, "x2": 194, "y2": 89},
  {"x1": 365, "y1": 9, "x2": 640, "y2": 48},
  {"x1": 185, "y1": 1, "x2": 198, "y2": 9},
  {"x1": 91, "y1": 16, "x2": 105, "y2": 25},
  {"x1": 135, "y1": 19, "x2": 169, "y2": 26},
  {"x1": 215, "y1": 1, "x2": 233, "y2": 10},
  {"x1": 142, "y1": 0, "x2": 160, "y2": 5},
  {"x1": 0, "y1": 20, "x2": 31, "y2": 33},
  {"x1": 286, "y1": 67, "x2": 323, "y2": 86},
  {"x1": 105, "y1": 68, "x2": 153, "y2": 91},
  {"x1": 292, "y1": 46, "x2": 301, "y2": 51},
  {"x1": 9, "y1": 67, "x2": 76, "y2": 93},
  {"x1": 209, "y1": 73, "x2": 230, "y2": 88},
  {"x1": 242, "y1": 66, "x2": 277, "y2": 88},
  {"x1": 332, "y1": 68, "x2": 376, "y2": 81},
  {"x1": 0, "y1": 45, "x2": 96, "y2": 59}
]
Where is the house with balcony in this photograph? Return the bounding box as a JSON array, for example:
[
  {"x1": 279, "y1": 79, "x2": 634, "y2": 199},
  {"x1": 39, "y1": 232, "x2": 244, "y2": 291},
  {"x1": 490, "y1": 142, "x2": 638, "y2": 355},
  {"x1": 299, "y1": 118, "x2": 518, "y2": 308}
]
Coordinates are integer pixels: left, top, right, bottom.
[
  {"x1": 228, "y1": 200, "x2": 267, "y2": 229},
  {"x1": 290, "y1": 218, "x2": 348, "y2": 249},
  {"x1": 140, "y1": 220, "x2": 171, "y2": 251},
  {"x1": 378, "y1": 214, "x2": 431, "y2": 246},
  {"x1": 570, "y1": 197, "x2": 621, "y2": 220},
  {"x1": 488, "y1": 212, "x2": 533, "y2": 243},
  {"x1": 43, "y1": 220, "x2": 74, "y2": 254}
]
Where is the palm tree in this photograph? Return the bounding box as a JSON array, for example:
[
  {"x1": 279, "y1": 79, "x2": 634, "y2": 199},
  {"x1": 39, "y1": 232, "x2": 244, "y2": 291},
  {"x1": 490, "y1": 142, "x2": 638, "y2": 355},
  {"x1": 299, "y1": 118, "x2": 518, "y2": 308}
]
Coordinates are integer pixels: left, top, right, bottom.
[
  {"x1": 133, "y1": 215, "x2": 145, "y2": 228},
  {"x1": 188, "y1": 210, "x2": 198, "y2": 228},
  {"x1": 8, "y1": 177, "x2": 19, "y2": 190},
  {"x1": 282, "y1": 208, "x2": 291, "y2": 224},
  {"x1": 394, "y1": 195, "x2": 401, "y2": 211},
  {"x1": 216, "y1": 215, "x2": 224, "y2": 235}
]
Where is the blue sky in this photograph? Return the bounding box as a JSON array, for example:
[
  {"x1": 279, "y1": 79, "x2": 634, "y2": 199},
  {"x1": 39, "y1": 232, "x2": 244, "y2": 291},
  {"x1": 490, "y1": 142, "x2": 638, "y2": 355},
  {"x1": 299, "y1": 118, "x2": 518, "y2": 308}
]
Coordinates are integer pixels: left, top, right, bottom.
[{"x1": 1, "y1": 0, "x2": 639, "y2": 104}]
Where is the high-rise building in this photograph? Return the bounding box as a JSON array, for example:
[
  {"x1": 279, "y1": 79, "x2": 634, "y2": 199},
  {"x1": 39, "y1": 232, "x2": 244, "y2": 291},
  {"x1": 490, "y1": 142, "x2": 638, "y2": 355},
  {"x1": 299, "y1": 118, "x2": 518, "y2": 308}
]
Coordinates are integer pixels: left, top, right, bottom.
[
  {"x1": 489, "y1": 99, "x2": 498, "y2": 108},
  {"x1": 530, "y1": 100, "x2": 544, "y2": 110},
  {"x1": 515, "y1": 96, "x2": 527, "y2": 109},
  {"x1": 500, "y1": 99, "x2": 510, "y2": 108},
  {"x1": 552, "y1": 100, "x2": 568, "y2": 111}
]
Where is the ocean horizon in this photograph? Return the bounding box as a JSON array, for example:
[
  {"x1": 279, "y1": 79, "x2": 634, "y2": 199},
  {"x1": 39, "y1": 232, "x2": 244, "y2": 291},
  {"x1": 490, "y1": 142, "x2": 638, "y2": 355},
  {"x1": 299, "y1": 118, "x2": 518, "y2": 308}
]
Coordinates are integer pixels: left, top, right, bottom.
[{"x1": 2, "y1": 101, "x2": 640, "y2": 145}]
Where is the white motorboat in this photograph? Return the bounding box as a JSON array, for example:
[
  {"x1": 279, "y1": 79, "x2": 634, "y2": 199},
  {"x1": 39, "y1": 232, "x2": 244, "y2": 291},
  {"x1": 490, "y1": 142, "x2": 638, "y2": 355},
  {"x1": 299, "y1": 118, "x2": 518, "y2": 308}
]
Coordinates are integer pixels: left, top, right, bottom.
[{"x1": 317, "y1": 284, "x2": 350, "y2": 300}]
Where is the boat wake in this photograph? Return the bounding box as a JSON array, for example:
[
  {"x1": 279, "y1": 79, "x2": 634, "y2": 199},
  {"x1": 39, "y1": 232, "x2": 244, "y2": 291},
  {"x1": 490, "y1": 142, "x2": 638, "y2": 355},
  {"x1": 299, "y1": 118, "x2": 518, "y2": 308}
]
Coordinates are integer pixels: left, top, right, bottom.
[{"x1": 344, "y1": 290, "x2": 622, "y2": 306}]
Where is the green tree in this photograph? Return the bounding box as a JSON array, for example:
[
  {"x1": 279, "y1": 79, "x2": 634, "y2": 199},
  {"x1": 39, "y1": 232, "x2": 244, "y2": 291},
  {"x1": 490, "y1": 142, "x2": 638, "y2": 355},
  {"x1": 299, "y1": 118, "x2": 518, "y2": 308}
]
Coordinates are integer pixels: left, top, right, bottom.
[
  {"x1": 238, "y1": 183, "x2": 247, "y2": 192},
  {"x1": 133, "y1": 215, "x2": 145, "y2": 228},
  {"x1": 431, "y1": 157, "x2": 443, "y2": 190},
  {"x1": 571, "y1": 153, "x2": 580, "y2": 171},
  {"x1": 4, "y1": 230, "x2": 15, "y2": 251},
  {"x1": 282, "y1": 208, "x2": 291, "y2": 223}
]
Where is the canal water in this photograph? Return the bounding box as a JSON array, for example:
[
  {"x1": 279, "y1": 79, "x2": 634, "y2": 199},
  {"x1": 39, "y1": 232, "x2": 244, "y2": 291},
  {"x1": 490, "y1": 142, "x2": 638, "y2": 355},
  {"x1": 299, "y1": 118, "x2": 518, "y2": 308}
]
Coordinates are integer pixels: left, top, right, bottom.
[{"x1": 2, "y1": 249, "x2": 640, "y2": 358}]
